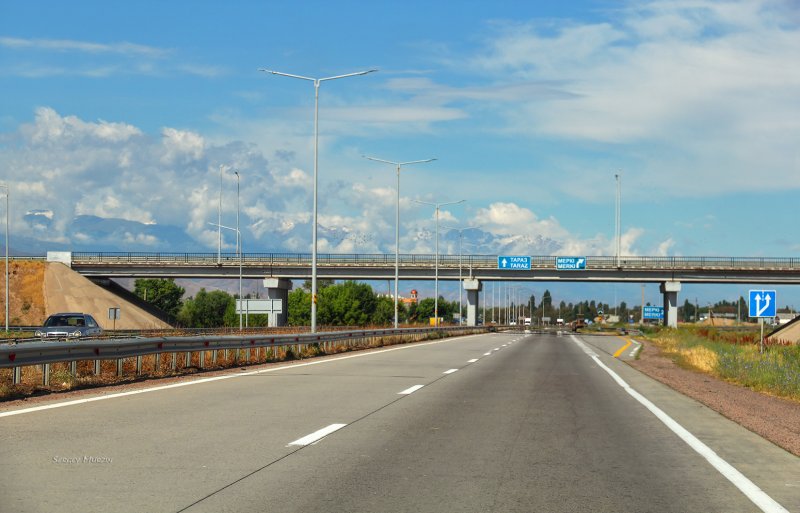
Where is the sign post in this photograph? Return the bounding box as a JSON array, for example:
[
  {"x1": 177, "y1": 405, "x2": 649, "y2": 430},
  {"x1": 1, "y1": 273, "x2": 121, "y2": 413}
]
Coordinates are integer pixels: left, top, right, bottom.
[
  {"x1": 108, "y1": 307, "x2": 121, "y2": 331},
  {"x1": 748, "y1": 289, "x2": 777, "y2": 353},
  {"x1": 642, "y1": 306, "x2": 664, "y2": 323}
]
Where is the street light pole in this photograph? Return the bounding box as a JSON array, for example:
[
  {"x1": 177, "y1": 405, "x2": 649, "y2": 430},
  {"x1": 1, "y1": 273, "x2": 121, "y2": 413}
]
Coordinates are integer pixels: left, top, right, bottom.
[
  {"x1": 414, "y1": 199, "x2": 465, "y2": 327},
  {"x1": 615, "y1": 171, "x2": 622, "y2": 268},
  {"x1": 208, "y1": 222, "x2": 241, "y2": 331},
  {"x1": 218, "y1": 165, "x2": 223, "y2": 266},
  {"x1": 0, "y1": 184, "x2": 8, "y2": 333},
  {"x1": 364, "y1": 156, "x2": 436, "y2": 329},
  {"x1": 442, "y1": 225, "x2": 477, "y2": 325},
  {"x1": 234, "y1": 170, "x2": 242, "y2": 331},
  {"x1": 261, "y1": 68, "x2": 377, "y2": 333}
]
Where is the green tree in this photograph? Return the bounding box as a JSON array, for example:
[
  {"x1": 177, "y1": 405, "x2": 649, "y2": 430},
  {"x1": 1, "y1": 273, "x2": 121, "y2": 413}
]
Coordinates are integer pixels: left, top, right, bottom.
[
  {"x1": 373, "y1": 296, "x2": 395, "y2": 326},
  {"x1": 134, "y1": 278, "x2": 185, "y2": 317},
  {"x1": 288, "y1": 289, "x2": 311, "y2": 326},
  {"x1": 177, "y1": 288, "x2": 233, "y2": 328},
  {"x1": 318, "y1": 281, "x2": 376, "y2": 326}
]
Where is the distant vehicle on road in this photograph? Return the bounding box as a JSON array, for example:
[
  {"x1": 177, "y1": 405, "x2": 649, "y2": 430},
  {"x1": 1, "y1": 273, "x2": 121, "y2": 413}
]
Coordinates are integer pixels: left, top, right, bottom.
[{"x1": 36, "y1": 313, "x2": 103, "y2": 339}]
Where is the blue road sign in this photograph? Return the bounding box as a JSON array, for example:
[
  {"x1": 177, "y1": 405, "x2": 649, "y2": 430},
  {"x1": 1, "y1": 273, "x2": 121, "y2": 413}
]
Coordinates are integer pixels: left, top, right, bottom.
[
  {"x1": 555, "y1": 256, "x2": 587, "y2": 270},
  {"x1": 497, "y1": 255, "x2": 531, "y2": 270},
  {"x1": 748, "y1": 290, "x2": 777, "y2": 318},
  {"x1": 643, "y1": 306, "x2": 664, "y2": 320}
]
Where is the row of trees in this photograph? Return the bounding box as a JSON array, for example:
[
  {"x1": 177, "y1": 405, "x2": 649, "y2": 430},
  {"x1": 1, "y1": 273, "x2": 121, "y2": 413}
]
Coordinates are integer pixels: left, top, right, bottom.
[
  {"x1": 287, "y1": 281, "x2": 460, "y2": 326},
  {"x1": 133, "y1": 278, "x2": 268, "y2": 328},
  {"x1": 134, "y1": 279, "x2": 774, "y2": 328},
  {"x1": 133, "y1": 278, "x2": 461, "y2": 328}
]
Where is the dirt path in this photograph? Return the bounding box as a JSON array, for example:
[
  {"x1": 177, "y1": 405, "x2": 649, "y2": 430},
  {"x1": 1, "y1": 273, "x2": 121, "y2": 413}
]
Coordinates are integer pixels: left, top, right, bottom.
[{"x1": 629, "y1": 340, "x2": 800, "y2": 457}]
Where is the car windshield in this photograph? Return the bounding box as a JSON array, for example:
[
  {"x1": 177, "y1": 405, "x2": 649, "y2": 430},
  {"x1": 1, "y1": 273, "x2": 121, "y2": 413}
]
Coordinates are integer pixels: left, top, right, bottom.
[{"x1": 43, "y1": 315, "x2": 85, "y2": 328}]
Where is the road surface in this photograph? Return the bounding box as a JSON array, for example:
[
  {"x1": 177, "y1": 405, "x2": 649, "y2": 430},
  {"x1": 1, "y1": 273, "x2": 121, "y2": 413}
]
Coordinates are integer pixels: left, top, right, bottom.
[{"x1": 1, "y1": 331, "x2": 798, "y2": 512}]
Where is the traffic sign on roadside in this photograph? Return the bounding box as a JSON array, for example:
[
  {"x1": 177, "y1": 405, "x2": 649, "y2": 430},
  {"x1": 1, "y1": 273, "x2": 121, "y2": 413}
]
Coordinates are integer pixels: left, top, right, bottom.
[
  {"x1": 555, "y1": 257, "x2": 587, "y2": 270},
  {"x1": 497, "y1": 256, "x2": 531, "y2": 270},
  {"x1": 748, "y1": 290, "x2": 776, "y2": 318},
  {"x1": 643, "y1": 306, "x2": 664, "y2": 320}
]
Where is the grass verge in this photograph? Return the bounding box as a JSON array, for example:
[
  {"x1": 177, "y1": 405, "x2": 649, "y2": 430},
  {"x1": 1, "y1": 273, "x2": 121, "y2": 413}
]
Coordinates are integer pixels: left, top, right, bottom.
[{"x1": 644, "y1": 326, "x2": 800, "y2": 401}]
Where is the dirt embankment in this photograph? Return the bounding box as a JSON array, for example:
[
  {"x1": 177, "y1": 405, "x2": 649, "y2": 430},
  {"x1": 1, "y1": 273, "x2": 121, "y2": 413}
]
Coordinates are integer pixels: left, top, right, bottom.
[
  {"x1": 629, "y1": 341, "x2": 800, "y2": 457},
  {"x1": 0, "y1": 260, "x2": 46, "y2": 325},
  {"x1": 1, "y1": 260, "x2": 169, "y2": 329}
]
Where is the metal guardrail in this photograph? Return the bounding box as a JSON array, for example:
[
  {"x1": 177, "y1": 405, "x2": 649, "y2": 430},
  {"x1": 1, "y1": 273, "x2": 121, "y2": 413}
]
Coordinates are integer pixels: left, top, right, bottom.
[
  {"x1": 69, "y1": 252, "x2": 800, "y2": 270},
  {"x1": 0, "y1": 326, "x2": 488, "y2": 385}
]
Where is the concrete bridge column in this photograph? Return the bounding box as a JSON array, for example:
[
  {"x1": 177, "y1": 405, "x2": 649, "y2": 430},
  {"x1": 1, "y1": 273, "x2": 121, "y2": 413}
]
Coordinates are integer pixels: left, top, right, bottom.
[
  {"x1": 660, "y1": 281, "x2": 681, "y2": 328},
  {"x1": 463, "y1": 279, "x2": 482, "y2": 327},
  {"x1": 263, "y1": 278, "x2": 292, "y2": 327}
]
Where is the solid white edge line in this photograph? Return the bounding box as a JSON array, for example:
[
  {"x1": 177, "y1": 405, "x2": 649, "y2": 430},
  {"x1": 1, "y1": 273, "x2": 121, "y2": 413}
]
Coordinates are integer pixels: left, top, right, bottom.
[
  {"x1": 467, "y1": 358, "x2": 479, "y2": 363},
  {"x1": 443, "y1": 368, "x2": 459, "y2": 374},
  {"x1": 398, "y1": 385, "x2": 425, "y2": 395},
  {"x1": 288, "y1": 423, "x2": 347, "y2": 446},
  {"x1": 570, "y1": 336, "x2": 788, "y2": 513},
  {"x1": 0, "y1": 332, "x2": 486, "y2": 419}
]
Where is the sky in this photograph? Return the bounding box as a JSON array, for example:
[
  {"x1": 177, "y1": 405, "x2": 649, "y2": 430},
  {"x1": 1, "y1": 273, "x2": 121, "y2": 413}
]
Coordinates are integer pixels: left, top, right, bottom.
[{"x1": 1, "y1": 0, "x2": 799, "y2": 309}]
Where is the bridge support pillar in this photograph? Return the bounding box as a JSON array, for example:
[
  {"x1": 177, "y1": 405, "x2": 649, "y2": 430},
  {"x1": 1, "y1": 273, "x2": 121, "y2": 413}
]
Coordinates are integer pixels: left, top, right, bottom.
[
  {"x1": 463, "y1": 279, "x2": 482, "y2": 327},
  {"x1": 263, "y1": 278, "x2": 292, "y2": 327},
  {"x1": 660, "y1": 281, "x2": 681, "y2": 328}
]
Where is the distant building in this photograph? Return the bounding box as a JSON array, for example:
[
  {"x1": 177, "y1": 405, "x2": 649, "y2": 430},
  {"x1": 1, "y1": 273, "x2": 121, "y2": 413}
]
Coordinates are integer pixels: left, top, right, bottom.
[{"x1": 400, "y1": 289, "x2": 418, "y2": 305}]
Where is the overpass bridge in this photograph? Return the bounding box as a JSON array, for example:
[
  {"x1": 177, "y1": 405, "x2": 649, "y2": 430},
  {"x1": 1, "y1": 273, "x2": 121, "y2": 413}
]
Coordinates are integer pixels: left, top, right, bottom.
[{"x1": 52, "y1": 251, "x2": 800, "y2": 328}]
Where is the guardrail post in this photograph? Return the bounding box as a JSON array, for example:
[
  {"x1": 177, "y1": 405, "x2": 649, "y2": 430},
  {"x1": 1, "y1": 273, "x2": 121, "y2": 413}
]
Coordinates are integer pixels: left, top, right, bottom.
[
  {"x1": 94, "y1": 359, "x2": 101, "y2": 376},
  {"x1": 13, "y1": 366, "x2": 21, "y2": 384},
  {"x1": 136, "y1": 356, "x2": 143, "y2": 375},
  {"x1": 246, "y1": 348, "x2": 251, "y2": 362},
  {"x1": 184, "y1": 351, "x2": 191, "y2": 368},
  {"x1": 154, "y1": 353, "x2": 160, "y2": 373},
  {"x1": 117, "y1": 359, "x2": 124, "y2": 377},
  {"x1": 70, "y1": 361, "x2": 77, "y2": 376},
  {"x1": 171, "y1": 352, "x2": 177, "y2": 371},
  {"x1": 212, "y1": 349, "x2": 217, "y2": 365},
  {"x1": 42, "y1": 364, "x2": 50, "y2": 386},
  {"x1": 199, "y1": 350, "x2": 205, "y2": 369}
]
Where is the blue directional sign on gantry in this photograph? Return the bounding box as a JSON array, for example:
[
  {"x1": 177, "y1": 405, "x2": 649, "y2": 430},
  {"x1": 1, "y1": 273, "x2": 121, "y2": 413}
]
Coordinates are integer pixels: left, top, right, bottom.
[
  {"x1": 748, "y1": 290, "x2": 777, "y2": 318},
  {"x1": 555, "y1": 257, "x2": 587, "y2": 270},
  {"x1": 497, "y1": 255, "x2": 531, "y2": 270}
]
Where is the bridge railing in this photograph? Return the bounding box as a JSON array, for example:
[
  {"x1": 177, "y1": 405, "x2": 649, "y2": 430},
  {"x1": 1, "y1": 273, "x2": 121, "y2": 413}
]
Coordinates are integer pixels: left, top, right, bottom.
[{"x1": 70, "y1": 252, "x2": 800, "y2": 270}]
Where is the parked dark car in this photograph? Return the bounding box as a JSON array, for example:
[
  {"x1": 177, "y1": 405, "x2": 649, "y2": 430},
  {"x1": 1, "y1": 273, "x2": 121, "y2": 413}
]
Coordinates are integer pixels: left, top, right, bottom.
[{"x1": 36, "y1": 313, "x2": 103, "y2": 339}]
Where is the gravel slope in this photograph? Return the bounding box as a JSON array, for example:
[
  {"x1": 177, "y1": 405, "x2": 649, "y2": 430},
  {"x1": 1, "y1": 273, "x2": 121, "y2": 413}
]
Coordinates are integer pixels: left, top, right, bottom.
[{"x1": 628, "y1": 340, "x2": 800, "y2": 457}]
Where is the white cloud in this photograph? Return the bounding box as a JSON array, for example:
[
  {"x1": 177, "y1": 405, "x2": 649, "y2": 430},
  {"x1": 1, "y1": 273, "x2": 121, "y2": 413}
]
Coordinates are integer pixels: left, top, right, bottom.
[
  {"x1": 24, "y1": 106, "x2": 141, "y2": 144},
  {"x1": 2, "y1": 108, "x2": 663, "y2": 258},
  {"x1": 0, "y1": 37, "x2": 168, "y2": 57},
  {"x1": 1, "y1": 108, "x2": 312, "y2": 249},
  {"x1": 460, "y1": 0, "x2": 800, "y2": 197},
  {"x1": 161, "y1": 127, "x2": 205, "y2": 163}
]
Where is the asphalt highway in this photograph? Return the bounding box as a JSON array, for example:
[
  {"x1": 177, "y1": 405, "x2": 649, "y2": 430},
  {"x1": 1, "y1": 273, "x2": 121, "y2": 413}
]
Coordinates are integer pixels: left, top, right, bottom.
[{"x1": 1, "y1": 331, "x2": 798, "y2": 513}]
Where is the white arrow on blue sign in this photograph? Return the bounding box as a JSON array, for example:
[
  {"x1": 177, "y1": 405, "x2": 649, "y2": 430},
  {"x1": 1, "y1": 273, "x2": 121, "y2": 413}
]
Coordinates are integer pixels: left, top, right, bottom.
[
  {"x1": 555, "y1": 257, "x2": 587, "y2": 270},
  {"x1": 497, "y1": 255, "x2": 531, "y2": 270},
  {"x1": 643, "y1": 306, "x2": 664, "y2": 320},
  {"x1": 748, "y1": 290, "x2": 777, "y2": 318}
]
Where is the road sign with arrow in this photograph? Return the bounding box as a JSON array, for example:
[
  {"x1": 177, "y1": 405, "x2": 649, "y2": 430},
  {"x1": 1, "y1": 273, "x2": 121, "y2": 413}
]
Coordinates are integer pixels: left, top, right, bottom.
[
  {"x1": 748, "y1": 290, "x2": 776, "y2": 318},
  {"x1": 497, "y1": 256, "x2": 531, "y2": 270}
]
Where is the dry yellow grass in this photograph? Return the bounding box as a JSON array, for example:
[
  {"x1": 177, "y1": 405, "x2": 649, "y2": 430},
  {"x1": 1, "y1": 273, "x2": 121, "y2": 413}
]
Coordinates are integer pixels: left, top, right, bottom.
[
  {"x1": 681, "y1": 345, "x2": 719, "y2": 373},
  {"x1": 0, "y1": 260, "x2": 46, "y2": 325}
]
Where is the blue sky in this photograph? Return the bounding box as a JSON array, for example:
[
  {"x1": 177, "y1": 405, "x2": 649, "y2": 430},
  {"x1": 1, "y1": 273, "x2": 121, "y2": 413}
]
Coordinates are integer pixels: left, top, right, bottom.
[{"x1": 1, "y1": 0, "x2": 799, "y2": 308}]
